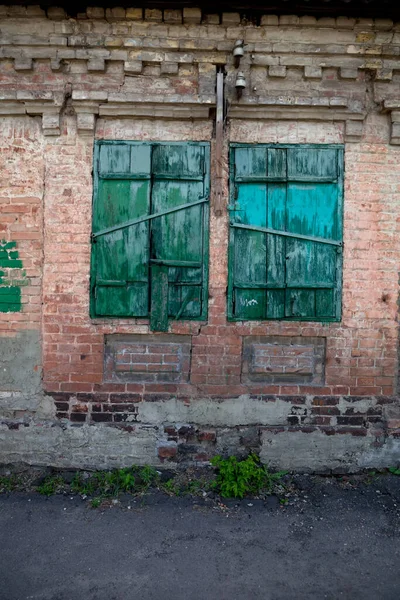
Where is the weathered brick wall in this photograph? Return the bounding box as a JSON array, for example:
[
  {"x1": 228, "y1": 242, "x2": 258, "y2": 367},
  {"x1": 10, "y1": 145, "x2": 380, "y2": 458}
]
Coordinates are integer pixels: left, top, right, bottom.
[
  {"x1": 0, "y1": 117, "x2": 44, "y2": 410},
  {"x1": 0, "y1": 7, "x2": 400, "y2": 470}
]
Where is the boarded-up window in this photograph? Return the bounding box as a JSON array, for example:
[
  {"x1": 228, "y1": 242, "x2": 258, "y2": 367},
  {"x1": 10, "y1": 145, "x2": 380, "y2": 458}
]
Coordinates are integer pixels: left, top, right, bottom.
[
  {"x1": 91, "y1": 141, "x2": 210, "y2": 331},
  {"x1": 228, "y1": 144, "x2": 343, "y2": 321}
]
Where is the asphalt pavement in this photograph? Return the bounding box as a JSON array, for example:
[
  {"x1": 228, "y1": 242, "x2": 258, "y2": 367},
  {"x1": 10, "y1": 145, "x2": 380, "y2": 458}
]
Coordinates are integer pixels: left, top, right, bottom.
[{"x1": 1, "y1": 475, "x2": 400, "y2": 600}]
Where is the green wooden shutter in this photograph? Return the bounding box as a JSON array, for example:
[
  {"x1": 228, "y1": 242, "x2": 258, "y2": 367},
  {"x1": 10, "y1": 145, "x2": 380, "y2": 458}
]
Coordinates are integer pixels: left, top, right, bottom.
[
  {"x1": 91, "y1": 142, "x2": 210, "y2": 330},
  {"x1": 228, "y1": 144, "x2": 343, "y2": 322}
]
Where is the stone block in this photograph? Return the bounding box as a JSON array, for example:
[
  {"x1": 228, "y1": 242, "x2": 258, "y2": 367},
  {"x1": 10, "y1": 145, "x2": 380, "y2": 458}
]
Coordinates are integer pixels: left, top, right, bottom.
[
  {"x1": 163, "y1": 9, "x2": 181, "y2": 24},
  {"x1": 376, "y1": 68, "x2": 393, "y2": 80},
  {"x1": 105, "y1": 7, "x2": 126, "y2": 21},
  {"x1": 260, "y1": 15, "x2": 278, "y2": 26},
  {"x1": 336, "y1": 17, "x2": 356, "y2": 29},
  {"x1": 47, "y1": 7, "x2": 66, "y2": 20},
  {"x1": 355, "y1": 18, "x2": 374, "y2": 29},
  {"x1": 251, "y1": 54, "x2": 277, "y2": 66},
  {"x1": 164, "y1": 52, "x2": 193, "y2": 63},
  {"x1": 299, "y1": 16, "x2": 317, "y2": 26},
  {"x1": 317, "y1": 18, "x2": 336, "y2": 27},
  {"x1": 268, "y1": 66, "x2": 287, "y2": 77},
  {"x1": 42, "y1": 113, "x2": 60, "y2": 136},
  {"x1": 69, "y1": 36, "x2": 86, "y2": 47},
  {"x1": 279, "y1": 15, "x2": 299, "y2": 26},
  {"x1": 345, "y1": 119, "x2": 364, "y2": 142},
  {"x1": 203, "y1": 14, "x2": 219, "y2": 25},
  {"x1": 329, "y1": 97, "x2": 348, "y2": 107},
  {"x1": 26, "y1": 6, "x2": 46, "y2": 17},
  {"x1": 87, "y1": 58, "x2": 105, "y2": 71},
  {"x1": 14, "y1": 57, "x2": 33, "y2": 71},
  {"x1": 390, "y1": 122, "x2": 400, "y2": 145},
  {"x1": 58, "y1": 49, "x2": 76, "y2": 59},
  {"x1": 123, "y1": 38, "x2": 143, "y2": 48},
  {"x1": 109, "y1": 50, "x2": 128, "y2": 61},
  {"x1": 86, "y1": 7, "x2": 105, "y2": 19},
  {"x1": 105, "y1": 37, "x2": 123, "y2": 47},
  {"x1": 124, "y1": 60, "x2": 143, "y2": 74},
  {"x1": 340, "y1": 68, "x2": 359, "y2": 79},
  {"x1": 304, "y1": 66, "x2": 322, "y2": 79},
  {"x1": 160, "y1": 62, "x2": 179, "y2": 74},
  {"x1": 183, "y1": 7, "x2": 201, "y2": 24},
  {"x1": 374, "y1": 19, "x2": 394, "y2": 30},
  {"x1": 50, "y1": 58, "x2": 61, "y2": 71},
  {"x1": 49, "y1": 35, "x2": 68, "y2": 46},
  {"x1": 130, "y1": 50, "x2": 163, "y2": 62},
  {"x1": 222, "y1": 12, "x2": 240, "y2": 26},
  {"x1": 144, "y1": 9, "x2": 162, "y2": 22},
  {"x1": 126, "y1": 8, "x2": 142, "y2": 21},
  {"x1": 77, "y1": 113, "x2": 96, "y2": 135}
]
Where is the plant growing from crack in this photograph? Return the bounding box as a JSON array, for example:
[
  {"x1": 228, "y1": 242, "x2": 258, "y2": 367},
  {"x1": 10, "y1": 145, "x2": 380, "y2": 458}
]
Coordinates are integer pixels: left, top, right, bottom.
[{"x1": 211, "y1": 453, "x2": 287, "y2": 499}]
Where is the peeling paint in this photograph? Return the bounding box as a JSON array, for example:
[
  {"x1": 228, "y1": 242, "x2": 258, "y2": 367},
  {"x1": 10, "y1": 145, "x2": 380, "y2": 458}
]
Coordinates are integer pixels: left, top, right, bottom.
[{"x1": 0, "y1": 241, "x2": 27, "y2": 313}]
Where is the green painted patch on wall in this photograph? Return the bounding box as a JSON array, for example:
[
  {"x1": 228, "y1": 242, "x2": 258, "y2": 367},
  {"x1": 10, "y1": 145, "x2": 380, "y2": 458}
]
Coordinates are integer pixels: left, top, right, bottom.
[{"x1": 0, "y1": 241, "x2": 24, "y2": 313}]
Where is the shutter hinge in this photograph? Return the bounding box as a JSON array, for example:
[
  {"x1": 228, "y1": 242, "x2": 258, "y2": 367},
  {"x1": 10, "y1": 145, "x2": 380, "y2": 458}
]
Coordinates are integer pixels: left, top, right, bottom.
[{"x1": 90, "y1": 233, "x2": 96, "y2": 244}]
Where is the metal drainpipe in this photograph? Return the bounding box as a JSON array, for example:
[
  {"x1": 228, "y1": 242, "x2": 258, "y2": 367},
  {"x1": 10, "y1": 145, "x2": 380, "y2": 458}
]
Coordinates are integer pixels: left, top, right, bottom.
[{"x1": 214, "y1": 66, "x2": 225, "y2": 217}]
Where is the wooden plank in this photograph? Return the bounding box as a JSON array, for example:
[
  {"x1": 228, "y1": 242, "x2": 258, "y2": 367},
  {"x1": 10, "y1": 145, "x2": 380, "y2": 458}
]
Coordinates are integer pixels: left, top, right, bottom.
[
  {"x1": 287, "y1": 147, "x2": 337, "y2": 180},
  {"x1": 285, "y1": 148, "x2": 339, "y2": 318},
  {"x1": 151, "y1": 143, "x2": 205, "y2": 322},
  {"x1": 150, "y1": 265, "x2": 169, "y2": 332},
  {"x1": 233, "y1": 181, "x2": 267, "y2": 319},
  {"x1": 234, "y1": 146, "x2": 267, "y2": 180},
  {"x1": 149, "y1": 259, "x2": 202, "y2": 268},
  {"x1": 152, "y1": 144, "x2": 203, "y2": 179},
  {"x1": 232, "y1": 222, "x2": 342, "y2": 246},
  {"x1": 266, "y1": 153, "x2": 286, "y2": 318},
  {"x1": 92, "y1": 197, "x2": 207, "y2": 239}
]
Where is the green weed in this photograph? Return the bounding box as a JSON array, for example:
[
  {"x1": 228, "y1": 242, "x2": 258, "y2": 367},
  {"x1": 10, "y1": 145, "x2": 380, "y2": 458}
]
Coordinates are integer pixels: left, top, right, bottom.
[
  {"x1": 0, "y1": 475, "x2": 18, "y2": 493},
  {"x1": 37, "y1": 475, "x2": 64, "y2": 496},
  {"x1": 90, "y1": 497, "x2": 102, "y2": 509},
  {"x1": 71, "y1": 465, "x2": 159, "y2": 499},
  {"x1": 137, "y1": 465, "x2": 159, "y2": 489},
  {"x1": 162, "y1": 479, "x2": 181, "y2": 496},
  {"x1": 388, "y1": 467, "x2": 400, "y2": 476},
  {"x1": 211, "y1": 454, "x2": 287, "y2": 499}
]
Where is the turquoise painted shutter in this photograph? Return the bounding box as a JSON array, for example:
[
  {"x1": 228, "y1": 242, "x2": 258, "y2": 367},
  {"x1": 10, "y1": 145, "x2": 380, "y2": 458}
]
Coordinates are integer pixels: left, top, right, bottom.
[
  {"x1": 91, "y1": 142, "x2": 209, "y2": 329},
  {"x1": 229, "y1": 145, "x2": 343, "y2": 321}
]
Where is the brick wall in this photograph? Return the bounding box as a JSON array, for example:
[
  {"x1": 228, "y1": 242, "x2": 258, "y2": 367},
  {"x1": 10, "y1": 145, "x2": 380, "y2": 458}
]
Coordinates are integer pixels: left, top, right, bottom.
[
  {"x1": 38, "y1": 113, "x2": 400, "y2": 404},
  {"x1": 0, "y1": 117, "x2": 43, "y2": 342},
  {"x1": 0, "y1": 7, "x2": 400, "y2": 469}
]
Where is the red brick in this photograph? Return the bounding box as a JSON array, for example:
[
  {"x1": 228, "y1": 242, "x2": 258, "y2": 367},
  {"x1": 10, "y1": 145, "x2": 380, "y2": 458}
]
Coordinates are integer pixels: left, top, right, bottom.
[
  {"x1": 197, "y1": 430, "x2": 216, "y2": 442},
  {"x1": 157, "y1": 444, "x2": 177, "y2": 459}
]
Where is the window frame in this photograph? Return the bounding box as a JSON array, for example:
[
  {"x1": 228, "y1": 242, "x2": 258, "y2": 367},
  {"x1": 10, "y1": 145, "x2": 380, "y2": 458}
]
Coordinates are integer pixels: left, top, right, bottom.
[
  {"x1": 227, "y1": 143, "x2": 344, "y2": 323},
  {"x1": 90, "y1": 140, "x2": 211, "y2": 323}
]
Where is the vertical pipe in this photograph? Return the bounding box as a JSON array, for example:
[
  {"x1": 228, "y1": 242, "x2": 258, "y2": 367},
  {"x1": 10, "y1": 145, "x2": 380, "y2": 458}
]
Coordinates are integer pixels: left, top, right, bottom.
[{"x1": 214, "y1": 67, "x2": 225, "y2": 217}]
